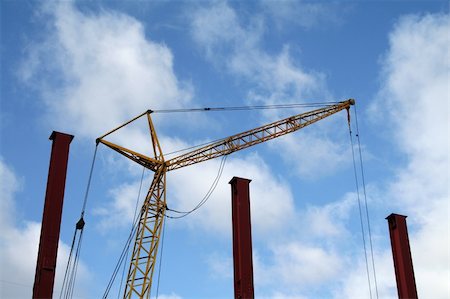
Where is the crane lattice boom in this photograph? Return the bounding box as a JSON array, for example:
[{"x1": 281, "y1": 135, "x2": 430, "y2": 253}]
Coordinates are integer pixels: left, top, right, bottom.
[{"x1": 97, "y1": 99, "x2": 354, "y2": 298}]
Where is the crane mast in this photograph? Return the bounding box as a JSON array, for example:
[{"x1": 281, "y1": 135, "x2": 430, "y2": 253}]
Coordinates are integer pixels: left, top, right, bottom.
[{"x1": 97, "y1": 99, "x2": 355, "y2": 298}]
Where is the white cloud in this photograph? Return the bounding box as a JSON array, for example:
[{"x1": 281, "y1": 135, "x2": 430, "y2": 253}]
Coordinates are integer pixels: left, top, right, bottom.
[
  {"x1": 261, "y1": 0, "x2": 343, "y2": 30},
  {"x1": 206, "y1": 252, "x2": 233, "y2": 280},
  {"x1": 191, "y1": 2, "x2": 327, "y2": 102},
  {"x1": 301, "y1": 191, "x2": 355, "y2": 239},
  {"x1": 21, "y1": 2, "x2": 192, "y2": 140},
  {"x1": 335, "y1": 251, "x2": 397, "y2": 299},
  {"x1": 189, "y1": 2, "x2": 349, "y2": 180},
  {"x1": 0, "y1": 159, "x2": 91, "y2": 298},
  {"x1": 269, "y1": 128, "x2": 350, "y2": 179},
  {"x1": 259, "y1": 293, "x2": 308, "y2": 299},
  {"x1": 94, "y1": 178, "x2": 146, "y2": 232},
  {"x1": 273, "y1": 242, "x2": 343, "y2": 287},
  {"x1": 18, "y1": 1, "x2": 204, "y2": 239},
  {"x1": 0, "y1": 157, "x2": 22, "y2": 227}
]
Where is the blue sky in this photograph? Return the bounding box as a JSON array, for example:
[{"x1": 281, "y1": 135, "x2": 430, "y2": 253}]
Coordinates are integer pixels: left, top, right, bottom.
[{"x1": 1, "y1": 1, "x2": 448, "y2": 298}]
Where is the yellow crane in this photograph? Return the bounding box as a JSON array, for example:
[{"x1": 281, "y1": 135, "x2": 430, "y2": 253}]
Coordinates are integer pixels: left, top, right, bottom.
[{"x1": 97, "y1": 99, "x2": 355, "y2": 298}]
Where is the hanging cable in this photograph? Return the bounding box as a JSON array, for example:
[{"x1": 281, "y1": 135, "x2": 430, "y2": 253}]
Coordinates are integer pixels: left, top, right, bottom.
[
  {"x1": 68, "y1": 229, "x2": 84, "y2": 299},
  {"x1": 165, "y1": 155, "x2": 227, "y2": 219},
  {"x1": 152, "y1": 101, "x2": 339, "y2": 114},
  {"x1": 354, "y1": 105, "x2": 379, "y2": 299},
  {"x1": 102, "y1": 217, "x2": 139, "y2": 298},
  {"x1": 59, "y1": 227, "x2": 77, "y2": 299},
  {"x1": 155, "y1": 215, "x2": 167, "y2": 299},
  {"x1": 80, "y1": 145, "x2": 98, "y2": 217},
  {"x1": 102, "y1": 167, "x2": 145, "y2": 298},
  {"x1": 117, "y1": 167, "x2": 147, "y2": 299},
  {"x1": 348, "y1": 121, "x2": 373, "y2": 299},
  {"x1": 60, "y1": 144, "x2": 98, "y2": 299},
  {"x1": 102, "y1": 216, "x2": 140, "y2": 299}
]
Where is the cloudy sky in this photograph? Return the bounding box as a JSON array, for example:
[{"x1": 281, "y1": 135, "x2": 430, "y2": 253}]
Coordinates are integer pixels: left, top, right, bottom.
[{"x1": 1, "y1": 1, "x2": 448, "y2": 298}]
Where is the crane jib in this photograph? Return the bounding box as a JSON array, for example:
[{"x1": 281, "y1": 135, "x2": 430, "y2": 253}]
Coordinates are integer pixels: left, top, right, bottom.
[{"x1": 96, "y1": 99, "x2": 354, "y2": 298}]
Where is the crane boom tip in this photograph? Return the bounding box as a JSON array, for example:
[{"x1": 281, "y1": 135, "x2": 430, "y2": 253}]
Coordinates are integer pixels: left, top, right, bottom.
[{"x1": 348, "y1": 99, "x2": 356, "y2": 105}]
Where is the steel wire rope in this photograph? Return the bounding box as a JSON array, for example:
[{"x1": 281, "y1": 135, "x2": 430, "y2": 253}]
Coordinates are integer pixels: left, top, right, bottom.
[
  {"x1": 102, "y1": 167, "x2": 146, "y2": 299},
  {"x1": 60, "y1": 144, "x2": 98, "y2": 299},
  {"x1": 155, "y1": 215, "x2": 167, "y2": 299},
  {"x1": 59, "y1": 227, "x2": 77, "y2": 299},
  {"x1": 354, "y1": 105, "x2": 379, "y2": 299},
  {"x1": 165, "y1": 155, "x2": 228, "y2": 219},
  {"x1": 68, "y1": 229, "x2": 84, "y2": 299},
  {"x1": 151, "y1": 101, "x2": 341, "y2": 159},
  {"x1": 116, "y1": 166, "x2": 147, "y2": 299},
  {"x1": 163, "y1": 137, "x2": 228, "y2": 158},
  {"x1": 348, "y1": 122, "x2": 373, "y2": 299},
  {"x1": 152, "y1": 101, "x2": 339, "y2": 113},
  {"x1": 102, "y1": 217, "x2": 140, "y2": 298}
]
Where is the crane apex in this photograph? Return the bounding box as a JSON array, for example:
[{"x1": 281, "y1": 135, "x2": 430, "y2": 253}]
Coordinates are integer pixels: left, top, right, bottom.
[{"x1": 349, "y1": 99, "x2": 356, "y2": 105}]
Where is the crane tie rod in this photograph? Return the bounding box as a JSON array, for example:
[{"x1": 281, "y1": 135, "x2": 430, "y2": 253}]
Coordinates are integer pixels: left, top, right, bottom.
[{"x1": 152, "y1": 101, "x2": 340, "y2": 113}]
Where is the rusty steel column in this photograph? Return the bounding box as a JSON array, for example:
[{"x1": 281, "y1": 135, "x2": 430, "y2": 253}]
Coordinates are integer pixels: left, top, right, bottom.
[
  {"x1": 33, "y1": 131, "x2": 74, "y2": 299},
  {"x1": 386, "y1": 213, "x2": 418, "y2": 299},
  {"x1": 229, "y1": 177, "x2": 255, "y2": 299}
]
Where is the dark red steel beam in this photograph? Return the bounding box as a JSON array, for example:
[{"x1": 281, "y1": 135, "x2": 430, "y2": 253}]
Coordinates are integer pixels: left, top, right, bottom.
[
  {"x1": 229, "y1": 177, "x2": 255, "y2": 299},
  {"x1": 33, "y1": 131, "x2": 74, "y2": 299},
  {"x1": 386, "y1": 213, "x2": 418, "y2": 299}
]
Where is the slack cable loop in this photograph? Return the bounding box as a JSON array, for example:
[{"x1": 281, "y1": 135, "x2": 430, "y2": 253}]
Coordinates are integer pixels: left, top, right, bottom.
[
  {"x1": 349, "y1": 122, "x2": 373, "y2": 299},
  {"x1": 165, "y1": 155, "x2": 227, "y2": 219}
]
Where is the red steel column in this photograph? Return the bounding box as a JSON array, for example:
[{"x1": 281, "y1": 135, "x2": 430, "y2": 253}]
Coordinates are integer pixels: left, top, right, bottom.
[
  {"x1": 386, "y1": 213, "x2": 418, "y2": 299},
  {"x1": 33, "y1": 131, "x2": 74, "y2": 299},
  {"x1": 229, "y1": 177, "x2": 255, "y2": 299}
]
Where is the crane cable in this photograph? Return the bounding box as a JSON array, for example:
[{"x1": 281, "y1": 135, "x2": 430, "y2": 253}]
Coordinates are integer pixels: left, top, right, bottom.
[
  {"x1": 348, "y1": 116, "x2": 373, "y2": 299},
  {"x1": 161, "y1": 102, "x2": 342, "y2": 159},
  {"x1": 152, "y1": 101, "x2": 340, "y2": 113},
  {"x1": 155, "y1": 215, "x2": 167, "y2": 299},
  {"x1": 165, "y1": 154, "x2": 228, "y2": 219},
  {"x1": 60, "y1": 144, "x2": 98, "y2": 299},
  {"x1": 348, "y1": 107, "x2": 379, "y2": 299},
  {"x1": 117, "y1": 167, "x2": 147, "y2": 299},
  {"x1": 354, "y1": 105, "x2": 379, "y2": 299},
  {"x1": 102, "y1": 167, "x2": 146, "y2": 299}
]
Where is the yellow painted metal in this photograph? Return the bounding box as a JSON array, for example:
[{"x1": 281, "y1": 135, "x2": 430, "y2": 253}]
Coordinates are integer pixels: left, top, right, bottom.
[
  {"x1": 123, "y1": 166, "x2": 166, "y2": 299},
  {"x1": 99, "y1": 139, "x2": 162, "y2": 172},
  {"x1": 147, "y1": 113, "x2": 164, "y2": 162},
  {"x1": 97, "y1": 99, "x2": 354, "y2": 298},
  {"x1": 165, "y1": 100, "x2": 354, "y2": 171},
  {"x1": 97, "y1": 110, "x2": 151, "y2": 141}
]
